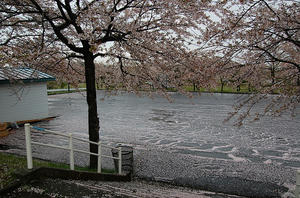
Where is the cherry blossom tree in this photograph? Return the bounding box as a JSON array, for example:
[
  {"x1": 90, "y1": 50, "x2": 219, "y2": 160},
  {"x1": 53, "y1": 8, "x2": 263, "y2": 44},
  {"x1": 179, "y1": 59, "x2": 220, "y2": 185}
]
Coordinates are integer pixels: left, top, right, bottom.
[
  {"x1": 0, "y1": 0, "x2": 216, "y2": 167},
  {"x1": 199, "y1": 0, "x2": 300, "y2": 125},
  {"x1": 1, "y1": 0, "x2": 298, "y2": 166}
]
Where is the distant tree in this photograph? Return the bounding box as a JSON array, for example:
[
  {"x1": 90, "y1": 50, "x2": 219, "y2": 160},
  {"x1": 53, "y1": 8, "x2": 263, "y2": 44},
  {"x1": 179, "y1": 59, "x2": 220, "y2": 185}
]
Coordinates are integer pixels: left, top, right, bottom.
[
  {"x1": 220, "y1": 78, "x2": 225, "y2": 93},
  {"x1": 0, "y1": 0, "x2": 215, "y2": 167}
]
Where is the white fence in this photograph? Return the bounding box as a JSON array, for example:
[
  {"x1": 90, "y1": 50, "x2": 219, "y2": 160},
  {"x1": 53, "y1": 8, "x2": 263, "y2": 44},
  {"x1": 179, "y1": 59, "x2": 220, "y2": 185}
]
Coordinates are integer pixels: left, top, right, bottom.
[{"x1": 24, "y1": 123, "x2": 122, "y2": 174}]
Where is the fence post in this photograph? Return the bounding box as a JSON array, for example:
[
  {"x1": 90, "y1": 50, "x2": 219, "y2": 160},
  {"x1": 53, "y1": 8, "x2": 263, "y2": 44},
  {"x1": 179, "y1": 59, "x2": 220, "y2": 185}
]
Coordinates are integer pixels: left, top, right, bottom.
[
  {"x1": 25, "y1": 123, "x2": 33, "y2": 169},
  {"x1": 97, "y1": 141, "x2": 102, "y2": 173},
  {"x1": 118, "y1": 147, "x2": 122, "y2": 175},
  {"x1": 296, "y1": 169, "x2": 300, "y2": 198},
  {"x1": 69, "y1": 133, "x2": 74, "y2": 170}
]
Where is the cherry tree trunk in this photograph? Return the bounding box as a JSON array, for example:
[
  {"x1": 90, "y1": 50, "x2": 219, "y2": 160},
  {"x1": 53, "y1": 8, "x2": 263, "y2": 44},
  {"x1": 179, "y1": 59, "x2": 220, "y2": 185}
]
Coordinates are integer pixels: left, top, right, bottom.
[{"x1": 84, "y1": 52, "x2": 100, "y2": 169}]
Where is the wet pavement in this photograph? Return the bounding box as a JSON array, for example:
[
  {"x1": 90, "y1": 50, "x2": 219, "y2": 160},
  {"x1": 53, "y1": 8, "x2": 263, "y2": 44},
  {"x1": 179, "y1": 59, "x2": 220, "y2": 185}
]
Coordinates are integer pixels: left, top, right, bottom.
[
  {"x1": 3, "y1": 178, "x2": 247, "y2": 198},
  {"x1": 0, "y1": 91, "x2": 300, "y2": 197}
]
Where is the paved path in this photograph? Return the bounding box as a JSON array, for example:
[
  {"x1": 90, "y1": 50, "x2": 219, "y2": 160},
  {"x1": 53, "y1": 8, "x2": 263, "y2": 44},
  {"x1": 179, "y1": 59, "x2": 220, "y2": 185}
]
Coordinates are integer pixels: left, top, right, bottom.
[{"x1": 4, "y1": 178, "x2": 246, "y2": 198}]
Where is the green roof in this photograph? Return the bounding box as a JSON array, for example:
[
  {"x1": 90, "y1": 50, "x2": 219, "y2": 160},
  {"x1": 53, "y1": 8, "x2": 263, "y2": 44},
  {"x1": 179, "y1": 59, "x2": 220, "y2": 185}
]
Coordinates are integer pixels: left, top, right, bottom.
[{"x1": 0, "y1": 68, "x2": 56, "y2": 84}]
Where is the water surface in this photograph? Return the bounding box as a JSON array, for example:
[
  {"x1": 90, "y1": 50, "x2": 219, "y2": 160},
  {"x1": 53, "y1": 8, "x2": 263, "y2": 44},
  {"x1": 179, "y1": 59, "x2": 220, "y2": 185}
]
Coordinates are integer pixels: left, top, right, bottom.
[{"x1": 45, "y1": 91, "x2": 300, "y2": 168}]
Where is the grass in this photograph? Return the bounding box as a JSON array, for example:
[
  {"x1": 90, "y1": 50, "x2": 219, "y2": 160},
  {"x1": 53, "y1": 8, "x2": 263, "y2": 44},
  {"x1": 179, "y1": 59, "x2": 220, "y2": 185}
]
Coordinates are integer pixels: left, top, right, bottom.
[
  {"x1": 0, "y1": 152, "x2": 115, "y2": 190},
  {"x1": 47, "y1": 80, "x2": 255, "y2": 95},
  {"x1": 184, "y1": 84, "x2": 253, "y2": 94},
  {"x1": 47, "y1": 90, "x2": 86, "y2": 95},
  {"x1": 47, "y1": 82, "x2": 86, "y2": 90},
  {"x1": 47, "y1": 86, "x2": 253, "y2": 96}
]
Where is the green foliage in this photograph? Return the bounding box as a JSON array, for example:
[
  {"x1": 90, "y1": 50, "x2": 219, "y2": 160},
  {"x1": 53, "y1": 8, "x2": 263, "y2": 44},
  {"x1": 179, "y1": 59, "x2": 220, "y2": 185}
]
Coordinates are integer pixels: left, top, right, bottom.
[{"x1": 47, "y1": 81, "x2": 64, "y2": 89}]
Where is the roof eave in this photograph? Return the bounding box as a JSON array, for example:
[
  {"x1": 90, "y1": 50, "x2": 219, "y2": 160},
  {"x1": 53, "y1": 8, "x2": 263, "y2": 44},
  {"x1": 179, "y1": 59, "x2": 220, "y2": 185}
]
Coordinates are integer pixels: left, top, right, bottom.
[{"x1": 0, "y1": 78, "x2": 56, "y2": 85}]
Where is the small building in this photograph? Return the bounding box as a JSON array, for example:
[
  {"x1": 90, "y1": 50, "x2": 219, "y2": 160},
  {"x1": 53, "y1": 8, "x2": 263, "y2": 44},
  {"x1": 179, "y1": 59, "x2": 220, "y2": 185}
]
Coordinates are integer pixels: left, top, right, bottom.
[{"x1": 0, "y1": 68, "x2": 55, "y2": 123}]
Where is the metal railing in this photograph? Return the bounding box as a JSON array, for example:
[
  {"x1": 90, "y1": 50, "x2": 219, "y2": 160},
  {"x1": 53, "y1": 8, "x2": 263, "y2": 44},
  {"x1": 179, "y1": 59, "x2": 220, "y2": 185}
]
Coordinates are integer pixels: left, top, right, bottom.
[{"x1": 24, "y1": 123, "x2": 122, "y2": 174}]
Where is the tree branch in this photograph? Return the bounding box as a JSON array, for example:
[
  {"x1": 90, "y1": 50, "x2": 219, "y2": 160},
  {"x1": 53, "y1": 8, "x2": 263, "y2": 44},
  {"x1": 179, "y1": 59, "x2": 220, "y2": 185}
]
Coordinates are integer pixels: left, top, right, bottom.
[
  {"x1": 29, "y1": 0, "x2": 84, "y2": 54},
  {"x1": 254, "y1": 45, "x2": 300, "y2": 69}
]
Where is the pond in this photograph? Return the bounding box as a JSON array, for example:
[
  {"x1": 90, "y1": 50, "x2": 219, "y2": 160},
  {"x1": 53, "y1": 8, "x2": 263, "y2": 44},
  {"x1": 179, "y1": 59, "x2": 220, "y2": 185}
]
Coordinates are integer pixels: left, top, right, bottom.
[{"x1": 46, "y1": 91, "x2": 300, "y2": 169}]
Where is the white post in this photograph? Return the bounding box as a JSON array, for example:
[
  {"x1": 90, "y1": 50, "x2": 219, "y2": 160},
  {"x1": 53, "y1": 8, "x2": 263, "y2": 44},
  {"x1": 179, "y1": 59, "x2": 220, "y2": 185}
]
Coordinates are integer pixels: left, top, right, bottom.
[
  {"x1": 69, "y1": 133, "x2": 74, "y2": 170},
  {"x1": 296, "y1": 169, "x2": 300, "y2": 198},
  {"x1": 118, "y1": 147, "x2": 122, "y2": 175},
  {"x1": 97, "y1": 141, "x2": 102, "y2": 173},
  {"x1": 25, "y1": 123, "x2": 33, "y2": 169}
]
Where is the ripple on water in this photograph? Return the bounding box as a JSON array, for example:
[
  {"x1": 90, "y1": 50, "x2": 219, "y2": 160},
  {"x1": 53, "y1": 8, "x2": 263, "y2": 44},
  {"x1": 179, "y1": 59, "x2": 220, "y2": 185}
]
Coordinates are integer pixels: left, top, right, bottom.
[
  {"x1": 198, "y1": 142, "x2": 229, "y2": 150},
  {"x1": 227, "y1": 154, "x2": 248, "y2": 162},
  {"x1": 260, "y1": 150, "x2": 284, "y2": 157},
  {"x1": 197, "y1": 144, "x2": 215, "y2": 150},
  {"x1": 156, "y1": 139, "x2": 177, "y2": 145},
  {"x1": 175, "y1": 142, "x2": 200, "y2": 148},
  {"x1": 292, "y1": 153, "x2": 300, "y2": 158},
  {"x1": 174, "y1": 148, "x2": 231, "y2": 160},
  {"x1": 215, "y1": 146, "x2": 234, "y2": 152},
  {"x1": 281, "y1": 160, "x2": 300, "y2": 168}
]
